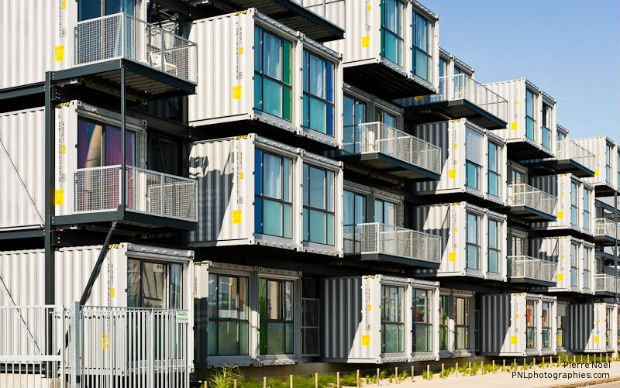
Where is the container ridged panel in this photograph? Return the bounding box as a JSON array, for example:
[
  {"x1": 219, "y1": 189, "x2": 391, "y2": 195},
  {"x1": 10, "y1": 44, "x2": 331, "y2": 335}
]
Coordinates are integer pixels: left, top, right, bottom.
[
  {"x1": 481, "y1": 294, "x2": 511, "y2": 355},
  {"x1": 568, "y1": 304, "x2": 595, "y2": 352},
  {"x1": 323, "y1": 277, "x2": 362, "y2": 360}
]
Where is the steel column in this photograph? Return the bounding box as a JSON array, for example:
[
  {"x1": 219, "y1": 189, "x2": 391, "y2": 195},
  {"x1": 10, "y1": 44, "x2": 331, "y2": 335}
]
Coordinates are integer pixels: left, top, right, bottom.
[{"x1": 120, "y1": 65, "x2": 127, "y2": 216}]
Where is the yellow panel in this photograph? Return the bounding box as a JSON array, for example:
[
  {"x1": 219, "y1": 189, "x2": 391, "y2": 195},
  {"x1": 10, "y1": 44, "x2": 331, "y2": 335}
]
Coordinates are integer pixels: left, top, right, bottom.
[
  {"x1": 239, "y1": 171, "x2": 244, "y2": 180},
  {"x1": 557, "y1": 272, "x2": 563, "y2": 281},
  {"x1": 448, "y1": 169, "x2": 456, "y2": 179},
  {"x1": 54, "y1": 45, "x2": 64, "y2": 62},
  {"x1": 367, "y1": 5, "x2": 371, "y2": 11},
  {"x1": 54, "y1": 189, "x2": 64, "y2": 206},
  {"x1": 232, "y1": 210, "x2": 242, "y2": 224},
  {"x1": 61, "y1": 0, "x2": 66, "y2": 9},
  {"x1": 515, "y1": 314, "x2": 519, "y2": 319},
  {"x1": 367, "y1": 304, "x2": 372, "y2": 312},
  {"x1": 510, "y1": 122, "x2": 518, "y2": 130},
  {"x1": 109, "y1": 288, "x2": 115, "y2": 297},
  {"x1": 361, "y1": 335, "x2": 370, "y2": 346},
  {"x1": 594, "y1": 169, "x2": 600, "y2": 177},
  {"x1": 101, "y1": 333, "x2": 109, "y2": 350},
  {"x1": 232, "y1": 85, "x2": 242, "y2": 100},
  {"x1": 414, "y1": 96, "x2": 423, "y2": 101},
  {"x1": 448, "y1": 252, "x2": 456, "y2": 262},
  {"x1": 238, "y1": 47, "x2": 244, "y2": 54},
  {"x1": 511, "y1": 336, "x2": 518, "y2": 344},
  {"x1": 557, "y1": 210, "x2": 564, "y2": 219},
  {"x1": 361, "y1": 36, "x2": 370, "y2": 48},
  {"x1": 594, "y1": 335, "x2": 600, "y2": 344},
  {"x1": 557, "y1": 335, "x2": 562, "y2": 344},
  {"x1": 61, "y1": 145, "x2": 66, "y2": 154}
]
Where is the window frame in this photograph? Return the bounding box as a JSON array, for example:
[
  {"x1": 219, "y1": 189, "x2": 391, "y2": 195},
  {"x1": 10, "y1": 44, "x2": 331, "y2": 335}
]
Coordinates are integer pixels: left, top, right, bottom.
[
  {"x1": 343, "y1": 94, "x2": 368, "y2": 154},
  {"x1": 303, "y1": 164, "x2": 336, "y2": 246},
  {"x1": 466, "y1": 212, "x2": 481, "y2": 270},
  {"x1": 541, "y1": 301, "x2": 551, "y2": 349},
  {"x1": 583, "y1": 247, "x2": 591, "y2": 290},
  {"x1": 412, "y1": 288, "x2": 433, "y2": 353},
  {"x1": 526, "y1": 299, "x2": 537, "y2": 350},
  {"x1": 570, "y1": 180, "x2": 579, "y2": 227},
  {"x1": 439, "y1": 295, "x2": 450, "y2": 351},
  {"x1": 487, "y1": 219, "x2": 501, "y2": 274},
  {"x1": 487, "y1": 142, "x2": 501, "y2": 198},
  {"x1": 583, "y1": 189, "x2": 591, "y2": 231},
  {"x1": 259, "y1": 277, "x2": 295, "y2": 355},
  {"x1": 254, "y1": 149, "x2": 293, "y2": 239},
  {"x1": 127, "y1": 259, "x2": 183, "y2": 309},
  {"x1": 381, "y1": 285, "x2": 405, "y2": 354},
  {"x1": 380, "y1": 0, "x2": 404, "y2": 65},
  {"x1": 525, "y1": 89, "x2": 536, "y2": 141},
  {"x1": 454, "y1": 297, "x2": 470, "y2": 351},
  {"x1": 541, "y1": 102, "x2": 552, "y2": 150},
  {"x1": 570, "y1": 243, "x2": 579, "y2": 287},
  {"x1": 343, "y1": 190, "x2": 367, "y2": 254},
  {"x1": 412, "y1": 11, "x2": 433, "y2": 81},
  {"x1": 302, "y1": 49, "x2": 335, "y2": 136}
]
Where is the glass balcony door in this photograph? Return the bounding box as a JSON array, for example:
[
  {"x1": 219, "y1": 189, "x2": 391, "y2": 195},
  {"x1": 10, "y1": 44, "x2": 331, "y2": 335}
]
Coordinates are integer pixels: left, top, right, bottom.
[{"x1": 79, "y1": 0, "x2": 136, "y2": 21}]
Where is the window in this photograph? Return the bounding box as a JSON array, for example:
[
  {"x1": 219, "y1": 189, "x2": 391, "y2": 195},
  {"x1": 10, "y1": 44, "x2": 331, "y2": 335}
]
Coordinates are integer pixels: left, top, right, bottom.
[
  {"x1": 207, "y1": 274, "x2": 250, "y2": 356},
  {"x1": 607, "y1": 307, "x2": 613, "y2": 348},
  {"x1": 148, "y1": 134, "x2": 180, "y2": 175},
  {"x1": 570, "y1": 243, "x2": 579, "y2": 287},
  {"x1": 454, "y1": 297, "x2": 470, "y2": 350},
  {"x1": 617, "y1": 151, "x2": 620, "y2": 188},
  {"x1": 557, "y1": 313, "x2": 566, "y2": 349},
  {"x1": 413, "y1": 289, "x2": 432, "y2": 352},
  {"x1": 259, "y1": 278, "x2": 295, "y2": 355},
  {"x1": 376, "y1": 109, "x2": 398, "y2": 128},
  {"x1": 303, "y1": 50, "x2": 335, "y2": 135},
  {"x1": 303, "y1": 164, "x2": 335, "y2": 245},
  {"x1": 254, "y1": 27, "x2": 292, "y2": 121},
  {"x1": 583, "y1": 247, "x2": 591, "y2": 290},
  {"x1": 127, "y1": 259, "x2": 183, "y2": 309},
  {"x1": 382, "y1": 285, "x2": 405, "y2": 353},
  {"x1": 488, "y1": 219, "x2": 501, "y2": 274},
  {"x1": 510, "y1": 234, "x2": 526, "y2": 257},
  {"x1": 583, "y1": 189, "x2": 591, "y2": 231},
  {"x1": 343, "y1": 191, "x2": 366, "y2": 254},
  {"x1": 374, "y1": 199, "x2": 396, "y2": 226},
  {"x1": 466, "y1": 129, "x2": 483, "y2": 190},
  {"x1": 440, "y1": 295, "x2": 450, "y2": 351},
  {"x1": 343, "y1": 95, "x2": 367, "y2": 154},
  {"x1": 605, "y1": 143, "x2": 612, "y2": 184},
  {"x1": 541, "y1": 302, "x2": 551, "y2": 349},
  {"x1": 78, "y1": 0, "x2": 136, "y2": 21},
  {"x1": 381, "y1": 0, "x2": 404, "y2": 65},
  {"x1": 570, "y1": 181, "x2": 579, "y2": 226},
  {"x1": 438, "y1": 57, "x2": 447, "y2": 96},
  {"x1": 301, "y1": 278, "x2": 320, "y2": 356},
  {"x1": 541, "y1": 103, "x2": 552, "y2": 150},
  {"x1": 413, "y1": 11, "x2": 432, "y2": 81},
  {"x1": 617, "y1": 309, "x2": 620, "y2": 349},
  {"x1": 511, "y1": 169, "x2": 525, "y2": 184},
  {"x1": 525, "y1": 89, "x2": 536, "y2": 141},
  {"x1": 466, "y1": 213, "x2": 481, "y2": 270},
  {"x1": 488, "y1": 142, "x2": 501, "y2": 197},
  {"x1": 255, "y1": 150, "x2": 293, "y2": 238},
  {"x1": 78, "y1": 118, "x2": 136, "y2": 168},
  {"x1": 526, "y1": 300, "x2": 536, "y2": 349},
  {"x1": 557, "y1": 131, "x2": 566, "y2": 141}
]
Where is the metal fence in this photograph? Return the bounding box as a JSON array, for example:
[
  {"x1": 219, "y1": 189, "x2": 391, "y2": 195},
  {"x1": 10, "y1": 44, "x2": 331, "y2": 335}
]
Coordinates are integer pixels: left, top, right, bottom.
[
  {"x1": 508, "y1": 183, "x2": 557, "y2": 216},
  {"x1": 595, "y1": 218, "x2": 619, "y2": 240},
  {"x1": 556, "y1": 140, "x2": 597, "y2": 172},
  {"x1": 0, "y1": 305, "x2": 190, "y2": 388},
  {"x1": 507, "y1": 256, "x2": 556, "y2": 283},
  {"x1": 356, "y1": 222, "x2": 441, "y2": 264},
  {"x1": 74, "y1": 165, "x2": 198, "y2": 222},
  {"x1": 343, "y1": 122, "x2": 441, "y2": 174},
  {"x1": 594, "y1": 274, "x2": 620, "y2": 294},
  {"x1": 74, "y1": 13, "x2": 198, "y2": 83}
]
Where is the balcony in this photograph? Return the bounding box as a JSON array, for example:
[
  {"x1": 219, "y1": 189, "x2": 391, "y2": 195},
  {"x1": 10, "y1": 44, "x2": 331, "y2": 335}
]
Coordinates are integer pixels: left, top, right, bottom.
[
  {"x1": 350, "y1": 223, "x2": 441, "y2": 268},
  {"x1": 55, "y1": 13, "x2": 197, "y2": 97},
  {"x1": 338, "y1": 122, "x2": 441, "y2": 182},
  {"x1": 507, "y1": 184, "x2": 557, "y2": 222},
  {"x1": 524, "y1": 140, "x2": 597, "y2": 178},
  {"x1": 507, "y1": 256, "x2": 556, "y2": 286},
  {"x1": 403, "y1": 74, "x2": 508, "y2": 129},
  {"x1": 594, "y1": 274, "x2": 620, "y2": 296},
  {"x1": 594, "y1": 218, "x2": 619, "y2": 245},
  {"x1": 54, "y1": 165, "x2": 197, "y2": 229}
]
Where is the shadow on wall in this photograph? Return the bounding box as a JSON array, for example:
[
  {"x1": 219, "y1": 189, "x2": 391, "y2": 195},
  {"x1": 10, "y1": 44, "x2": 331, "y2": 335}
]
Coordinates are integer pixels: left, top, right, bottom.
[{"x1": 568, "y1": 304, "x2": 595, "y2": 352}]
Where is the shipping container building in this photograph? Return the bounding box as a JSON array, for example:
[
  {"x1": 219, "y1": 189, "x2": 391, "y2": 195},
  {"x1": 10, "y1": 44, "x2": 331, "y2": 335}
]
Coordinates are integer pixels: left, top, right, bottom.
[
  {"x1": 530, "y1": 236, "x2": 596, "y2": 295},
  {"x1": 334, "y1": 84, "x2": 442, "y2": 183},
  {"x1": 484, "y1": 78, "x2": 557, "y2": 161},
  {"x1": 413, "y1": 119, "x2": 508, "y2": 206},
  {"x1": 530, "y1": 174, "x2": 595, "y2": 238},
  {"x1": 0, "y1": 102, "x2": 198, "y2": 232},
  {"x1": 303, "y1": 0, "x2": 440, "y2": 100},
  {"x1": 189, "y1": 134, "x2": 343, "y2": 257},
  {"x1": 399, "y1": 48, "x2": 508, "y2": 130},
  {"x1": 572, "y1": 137, "x2": 619, "y2": 197},
  {"x1": 568, "y1": 303, "x2": 618, "y2": 353},
  {"x1": 480, "y1": 293, "x2": 557, "y2": 357},
  {"x1": 343, "y1": 181, "x2": 441, "y2": 267},
  {"x1": 323, "y1": 275, "x2": 440, "y2": 363},
  {"x1": 194, "y1": 261, "x2": 304, "y2": 367},
  {"x1": 412, "y1": 202, "x2": 508, "y2": 282},
  {"x1": 188, "y1": 9, "x2": 343, "y2": 149}
]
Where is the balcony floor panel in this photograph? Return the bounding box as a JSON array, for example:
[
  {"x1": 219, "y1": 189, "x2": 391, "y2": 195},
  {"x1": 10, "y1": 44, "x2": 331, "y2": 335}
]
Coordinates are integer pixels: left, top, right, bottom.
[
  {"x1": 509, "y1": 278, "x2": 556, "y2": 287},
  {"x1": 336, "y1": 152, "x2": 440, "y2": 182},
  {"x1": 508, "y1": 206, "x2": 556, "y2": 222},
  {"x1": 523, "y1": 159, "x2": 595, "y2": 178},
  {"x1": 360, "y1": 253, "x2": 440, "y2": 269},
  {"x1": 53, "y1": 210, "x2": 196, "y2": 231},
  {"x1": 406, "y1": 99, "x2": 507, "y2": 130},
  {"x1": 594, "y1": 236, "x2": 619, "y2": 246},
  {"x1": 343, "y1": 63, "x2": 435, "y2": 100},
  {"x1": 507, "y1": 141, "x2": 554, "y2": 161}
]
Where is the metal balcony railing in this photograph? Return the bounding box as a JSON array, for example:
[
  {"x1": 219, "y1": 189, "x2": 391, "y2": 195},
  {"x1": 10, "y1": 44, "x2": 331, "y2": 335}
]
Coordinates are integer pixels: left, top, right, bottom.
[
  {"x1": 343, "y1": 122, "x2": 441, "y2": 174},
  {"x1": 595, "y1": 218, "x2": 619, "y2": 240},
  {"x1": 356, "y1": 222, "x2": 441, "y2": 264},
  {"x1": 508, "y1": 183, "x2": 557, "y2": 216},
  {"x1": 74, "y1": 165, "x2": 197, "y2": 222},
  {"x1": 594, "y1": 274, "x2": 620, "y2": 294},
  {"x1": 556, "y1": 140, "x2": 597, "y2": 172},
  {"x1": 74, "y1": 13, "x2": 197, "y2": 83},
  {"x1": 410, "y1": 74, "x2": 508, "y2": 122},
  {"x1": 507, "y1": 256, "x2": 556, "y2": 283}
]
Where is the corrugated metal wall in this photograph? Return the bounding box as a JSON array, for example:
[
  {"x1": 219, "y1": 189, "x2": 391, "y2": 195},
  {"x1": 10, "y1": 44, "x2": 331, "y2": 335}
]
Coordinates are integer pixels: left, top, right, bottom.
[{"x1": 481, "y1": 294, "x2": 519, "y2": 355}]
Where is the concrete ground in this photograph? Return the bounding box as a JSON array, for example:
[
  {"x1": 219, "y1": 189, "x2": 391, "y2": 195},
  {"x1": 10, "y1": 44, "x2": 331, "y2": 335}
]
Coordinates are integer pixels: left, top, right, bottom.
[{"x1": 373, "y1": 361, "x2": 620, "y2": 388}]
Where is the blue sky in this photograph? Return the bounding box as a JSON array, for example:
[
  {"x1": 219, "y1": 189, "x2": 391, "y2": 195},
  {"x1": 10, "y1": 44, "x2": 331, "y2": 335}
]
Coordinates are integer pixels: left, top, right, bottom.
[{"x1": 423, "y1": 0, "x2": 620, "y2": 143}]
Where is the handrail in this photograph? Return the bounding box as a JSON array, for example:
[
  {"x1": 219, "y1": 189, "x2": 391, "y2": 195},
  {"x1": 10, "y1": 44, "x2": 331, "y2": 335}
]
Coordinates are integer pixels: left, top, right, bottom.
[
  {"x1": 507, "y1": 256, "x2": 556, "y2": 283},
  {"x1": 556, "y1": 140, "x2": 597, "y2": 172},
  {"x1": 594, "y1": 274, "x2": 620, "y2": 294},
  {"x1": 508, "y1": 183, "x2": 557, "y2": 216},
  {"x1": 356, "y1": 222, "x2": 441, "y2": 263},
  {"x1": 595, "y1": 218, "x2": 619, "y2": 240}
]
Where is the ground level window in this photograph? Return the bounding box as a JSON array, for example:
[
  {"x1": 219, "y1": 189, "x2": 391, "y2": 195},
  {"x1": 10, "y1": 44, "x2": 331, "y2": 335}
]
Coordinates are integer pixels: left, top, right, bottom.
[
  {"x1": 440, "y1": 295, "x2": 450, "y2": 351},
  {"x1": 259, "y1": 278, "x2": 295, "y2": 355},
  {"x1": 413, "y1": 288, "x2": 432, "y2": 352},
  {"x1": 526, "y1": 300, "x2": 536, "y2": 349},
  {"x1": 455, "y1": 297, "x2": 470, "y2": 350},
  {"x1": 381, "y1": 285, "x2": 404, "y2": 353},
  {"x1": 207, "y1": 274, "x2": 250, "y2": 356}
]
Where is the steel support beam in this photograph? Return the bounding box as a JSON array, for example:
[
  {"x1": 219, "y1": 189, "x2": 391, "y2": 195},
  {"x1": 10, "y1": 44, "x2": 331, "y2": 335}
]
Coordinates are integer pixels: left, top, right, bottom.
[{"x1": 79, "y1": 222, "x2": 118, "y2": 305}]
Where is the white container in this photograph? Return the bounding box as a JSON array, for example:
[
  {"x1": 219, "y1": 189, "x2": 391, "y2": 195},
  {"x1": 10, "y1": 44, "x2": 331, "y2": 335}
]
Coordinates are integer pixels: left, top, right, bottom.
[
  {"x1": 188, "y1": 9, "x2": 343, "y2": 148},
  {"x1": 568, "y1": 303, "x2": 617, "y2": 353},
  {"x1": 480, "y1": 293, "x2": 557, "y2": 356},
  {"x1": 0, "y1": 243, "x2": 194, "y2": 308},
  {"x1": 304, "y1": 0, "x2": 439, "y2": 93},
  {"x1": 412, "y1": 202, "x2": 508, "y2": 281},
  {"x1": 0, "y1": 102, "x2": 148, "y2": 230},
  {"x1": 323, "y1": 275, "x2": 440, "y2": 363},
  {"x1": 0, "y1": 0, "x2": 149, "y2": 90},
  {"x1": 572, "y1": 137, "x2": 618, "y2": 192},
  {"x1": 193, "y1": 261, "x2": 302, "y2": 367},
  {"x1": 530, "y1": 174, "x2": 595, "y2": 235},
  {"x1": 413, "y1": 119, "x2": 507, "y2": 204},
  {"x1": 484, "y1": 78, "x2": 557, "y2": 157},
  {"x1": 189, "y1": 134, "x2": 343, "y2": 256},
  {"x1": 530, "y1": 236, "x2": 595, "y2": 294}
]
